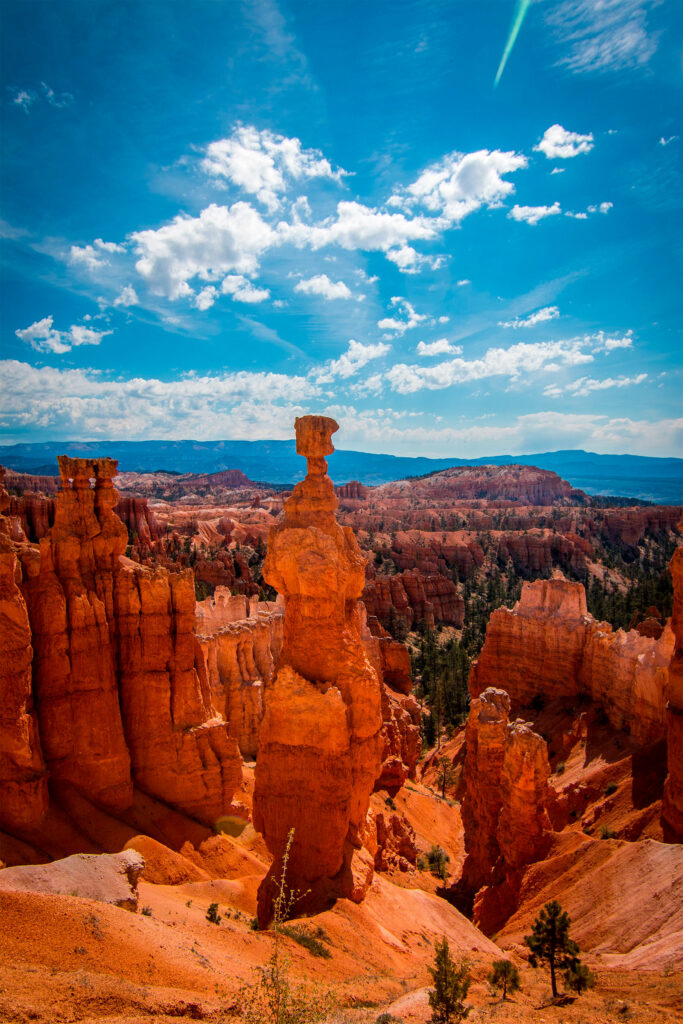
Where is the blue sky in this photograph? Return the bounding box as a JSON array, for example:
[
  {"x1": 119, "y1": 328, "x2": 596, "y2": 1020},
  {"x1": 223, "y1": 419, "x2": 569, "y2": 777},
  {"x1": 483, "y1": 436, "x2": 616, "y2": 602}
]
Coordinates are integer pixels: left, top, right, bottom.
[{"x1": 1, "y1": 0, "x2": 681, "y2": 457}]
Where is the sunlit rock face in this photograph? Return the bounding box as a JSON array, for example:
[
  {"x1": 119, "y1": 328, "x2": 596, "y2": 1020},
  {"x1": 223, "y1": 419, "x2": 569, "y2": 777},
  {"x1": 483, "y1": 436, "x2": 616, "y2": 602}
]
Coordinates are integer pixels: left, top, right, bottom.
[
  {"x1": 7, "y1": 456, "x2": 241, "y2": 829},
  {"x1": 663, "y1": 522, "x2": 683, "y2": 840},
  {"x1": 0, "y1": 469, "x2": 48, "y2": 832},
  {"x1": 253, "y1": 416, "x2": 383, "y2": 926},
  {"x1": 470, "y1": 578, "x2": 673, "y2": 746}
]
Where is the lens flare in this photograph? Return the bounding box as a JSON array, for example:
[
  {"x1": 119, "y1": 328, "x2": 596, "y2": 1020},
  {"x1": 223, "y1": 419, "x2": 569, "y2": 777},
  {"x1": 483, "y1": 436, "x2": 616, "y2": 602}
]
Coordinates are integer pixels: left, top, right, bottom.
[{"x1": 494, "y1": 0, "x2": 532, "y2": 87}]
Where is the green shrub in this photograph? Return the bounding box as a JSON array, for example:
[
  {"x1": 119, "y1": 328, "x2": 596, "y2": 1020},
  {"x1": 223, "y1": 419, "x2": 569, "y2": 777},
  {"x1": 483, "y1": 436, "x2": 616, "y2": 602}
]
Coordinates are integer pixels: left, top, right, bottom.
[
  {"x1": 605, "y1": 782, "x2": 617, "y2": 796},
  {"x1": 140, "y1": 905, "x2": 152, "y2": 917},
  {"x1": 487, "y1": 959, "x2": 520, "y2": 1000},
  {"x1": 428, "y1": 936, "x2": 471, "y2": 1022},
  {"x1": 555, "y1": 761, "x2": 566, "y2": 775},
  {"x1": 279, "y1": 925, "x2": 332, "y2": 959},
  {"x1": 600, "y1": 825, "x2": 616, "y2": 840},
  {"x1": 206, "y1": 902, "x2": 222, "y2": 924},
  {"x1": 427, "y1": 844, "x2": 450, "y2": 880}
]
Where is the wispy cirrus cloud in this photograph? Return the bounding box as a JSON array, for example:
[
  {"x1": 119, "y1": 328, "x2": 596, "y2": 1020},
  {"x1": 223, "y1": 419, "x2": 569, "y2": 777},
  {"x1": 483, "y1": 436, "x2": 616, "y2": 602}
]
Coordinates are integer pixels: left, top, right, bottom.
[
  {"x1": 500, "y1": 306, "x2": 560, "y2": 328},
  {"x1": 316, "y1": 339, "x2": 391, "y2": 382},
  {"x1": 544, "y1": 373, "x2": 647, "y2": 398},
  {"x1": 546, "y1": 0, "x2": 659, "y2": 74}
]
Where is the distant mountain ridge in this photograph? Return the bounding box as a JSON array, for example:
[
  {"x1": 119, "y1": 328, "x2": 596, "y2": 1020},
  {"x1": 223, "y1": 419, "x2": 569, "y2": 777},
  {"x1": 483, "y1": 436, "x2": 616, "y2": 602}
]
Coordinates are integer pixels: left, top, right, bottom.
[{"x1": 1, "y1": 439, "x2": 682, "y2": 504}]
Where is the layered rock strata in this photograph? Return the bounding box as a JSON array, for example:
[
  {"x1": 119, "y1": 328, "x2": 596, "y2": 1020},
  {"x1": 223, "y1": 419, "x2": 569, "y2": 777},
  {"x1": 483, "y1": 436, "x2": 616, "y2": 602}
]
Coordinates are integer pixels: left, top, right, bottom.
[
  {"x1": 663, "y1": 523, "x2": 683, "y2": 839},
  {"x1": 470, "y1": 578, "x2": 673, "y2": 745},
  {"x1": 459, "y1": 687, "x2": 553, "y2": 930},
  {"x1": 363, "y1": 565, "x2": 464, "y2": 630},
  {"x1": 7, "y1": 457, "x2": 241, "y2": 830},
  {"x1": 253, "y1": 416, "x2": 383, "y2": 925},
  {"x1": 195, "y1": 589, "x2": 284, "y2": 758},
  {"x1": 0, "y1": 471, "x2": 48, "y2": 831}
]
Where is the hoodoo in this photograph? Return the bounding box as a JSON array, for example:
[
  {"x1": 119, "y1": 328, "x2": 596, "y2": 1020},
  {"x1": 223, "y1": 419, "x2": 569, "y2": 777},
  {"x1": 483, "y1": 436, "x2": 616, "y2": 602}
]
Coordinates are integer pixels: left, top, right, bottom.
[{"x1": 253, "y1": 415, "x2": 383, "y2": 925}]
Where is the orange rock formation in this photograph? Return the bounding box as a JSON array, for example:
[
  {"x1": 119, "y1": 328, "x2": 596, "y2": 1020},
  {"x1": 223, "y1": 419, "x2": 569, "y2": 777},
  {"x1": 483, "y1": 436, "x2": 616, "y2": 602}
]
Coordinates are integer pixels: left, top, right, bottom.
[
  {"x1": 458, "y1": 687, "x2": 553, "y2": 932},
  {"x1": 470, "y1": 578, "x2": 673, "y2": 745},
  {"x1": 663, "y1": 519, "x2": 683, "y2": 839},
  {"x1": 4, "y1": 457, "x2": 241, "y2": 830},
  {"x1": 253, "y1": 416, "x2": 383, "y2": 925},
  {"x1": 0, "y1": 470, "x2": 48, "y2": 831}
]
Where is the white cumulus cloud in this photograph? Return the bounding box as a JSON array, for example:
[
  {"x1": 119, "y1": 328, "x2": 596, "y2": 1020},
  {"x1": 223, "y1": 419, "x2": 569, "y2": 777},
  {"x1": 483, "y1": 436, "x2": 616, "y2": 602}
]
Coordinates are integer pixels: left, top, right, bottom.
[
  {"x1": 316, "y1": 339, "x2": 391, "y2": 382},
  {"x1": 405, "y1": 149, "x2": 528, "y2": 223},
  {"x1": 131, "y1": 202, "x2": 275, "y2": 300},
  {"x1": 15, "y1": 316, "x2": 111, "y2": 354},
  {"x1": 113, "y1": 284, "x2": 139, "y2": 307},
  {"x1": 377, "y1": 297, "x2": 428, "y2": 335},
  {"x1": 508, "y1": 202, "x2": 562, "y2": 225},
  {"x1": 535, "y1": 124, "x2": 594, "y2": 159},
  {"x1": 201, "y1": 125, "x2": 346, "y2": 212},
  {"x1": 416, "y1": 339, "x2": 463, "y2": 357},
  {"x1": 294, "y1": 274, "x2": 352, "y2": 300}
]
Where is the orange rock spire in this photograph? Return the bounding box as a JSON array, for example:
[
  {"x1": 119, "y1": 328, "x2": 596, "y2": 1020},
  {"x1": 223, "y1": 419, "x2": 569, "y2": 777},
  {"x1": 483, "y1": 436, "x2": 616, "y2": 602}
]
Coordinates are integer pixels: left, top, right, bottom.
[{"x1": 253, "y1": 415, "x2": 383, "y2": 925}]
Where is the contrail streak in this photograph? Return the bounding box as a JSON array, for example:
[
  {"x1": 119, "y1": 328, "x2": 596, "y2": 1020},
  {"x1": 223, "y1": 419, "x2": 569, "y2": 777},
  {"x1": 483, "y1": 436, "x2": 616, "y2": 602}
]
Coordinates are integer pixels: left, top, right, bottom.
[{"x1": 494, "y1": 0, "x2": 532, "y2": 87}]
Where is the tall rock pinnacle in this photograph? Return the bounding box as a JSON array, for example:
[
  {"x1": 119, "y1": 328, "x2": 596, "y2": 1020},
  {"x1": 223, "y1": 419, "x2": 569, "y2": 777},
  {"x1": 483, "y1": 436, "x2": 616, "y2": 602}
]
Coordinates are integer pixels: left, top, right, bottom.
[{"x1": 253, "y1": 415, "x2": 383, "y2": 925}]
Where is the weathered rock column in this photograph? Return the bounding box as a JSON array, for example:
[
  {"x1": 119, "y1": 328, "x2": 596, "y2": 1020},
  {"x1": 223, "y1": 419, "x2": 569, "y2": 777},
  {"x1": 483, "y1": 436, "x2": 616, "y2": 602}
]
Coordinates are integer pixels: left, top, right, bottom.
[
  {"x1": 253, "y1": 415, "x2": 383, "y2": 925},
  {"x1": 0, "y1": 469, "x2": 48, "y2": 830}
]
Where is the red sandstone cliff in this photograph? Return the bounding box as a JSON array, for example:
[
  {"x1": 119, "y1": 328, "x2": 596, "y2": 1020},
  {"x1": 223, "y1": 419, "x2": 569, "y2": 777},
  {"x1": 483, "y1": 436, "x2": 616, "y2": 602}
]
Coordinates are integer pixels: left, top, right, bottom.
[
  {"x1": 363, "y1": 564, "x2": 464, "y2": 631},
  {"x1": 663, "y1": 523, "x2": 683, "y2": 839},
  {"x1": 0, "y1": 471, "x2": 48, "y2": 832},
  {"x1": 4, "y1": 457, "x2": 242, "y2": 832},
  {"x1": 470, "y1": 578, "x2": 673, "y2": 746},
  {"x1": 253, "y1": 416, "x2": 383, "y2": 924}
]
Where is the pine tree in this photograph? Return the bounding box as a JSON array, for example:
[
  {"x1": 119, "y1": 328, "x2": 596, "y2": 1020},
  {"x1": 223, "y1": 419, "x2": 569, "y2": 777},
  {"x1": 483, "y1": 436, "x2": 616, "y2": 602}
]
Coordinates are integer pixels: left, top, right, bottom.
[
  {"x1": 524, "y1": 900, "x2": 583, "y2": 1000},
  {"x1": 428, "y1": 937, "x2": 470, "y2": 1023},
  {"x1": 487, "y1": 959, "x2": 520, "y2": 1000}
]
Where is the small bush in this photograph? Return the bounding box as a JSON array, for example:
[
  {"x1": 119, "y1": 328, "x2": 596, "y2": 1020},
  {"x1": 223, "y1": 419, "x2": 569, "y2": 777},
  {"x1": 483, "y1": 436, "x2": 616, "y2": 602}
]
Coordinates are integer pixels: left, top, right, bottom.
[
  {"x1": 185, "y1": 899, "x2": 192, "y2": 908},
  {"x1": 600, "y1": 825, "x2": 616, "y2": 840},
  {"x1": 427, "y1": 844, "x2": 450, "y2": 880},
  {"x1": 249, "y1": 916, "x2": 259, "y2": 930},
  {"x1": 555, "y1": 761, "x2": 566, "y2": 775},
  {"x1": 605, "y1": 782, "x2": 618, "y2": 796},
  {"x1": 385, "y1": 795, "x2": 396, "y2": 811},
  {"x1": 487, "y1": 959, "x2": 520, "y2": 1000},
  {"x1": 279, "y1": 924, "x2": 332, "y2": 959},
  {"x1": 141, "y1": 905, "x2": 152, "y2": 917},
  {"x1": 565, "y1": 961, "x2": 596, "y2": 994},
  {"x1": 206, "y1": 902, "x2": 222, "y2": 924},
  {"x1": 417, "y1": 854, "x2": 427, "y2": 871}
]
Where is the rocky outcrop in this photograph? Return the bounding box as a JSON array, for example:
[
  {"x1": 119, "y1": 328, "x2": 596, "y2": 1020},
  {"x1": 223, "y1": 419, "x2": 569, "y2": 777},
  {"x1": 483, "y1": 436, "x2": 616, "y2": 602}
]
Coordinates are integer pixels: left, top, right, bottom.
[
  {"x1": 195, "y1": 591, "x2": 284, "y2": 758},
  {"x1": 336, "y1": 480, "x2": 369, "y2": 501},
  {"x1": 470, "y1": 579, "x2": 673, "y2": 745},
  {"x1": 253, "y1": 416, "x2": 383, "y2": 925},
  {"x1": 0, "y1": 850, "x2": 144, "y2": 911},
  {"x1": 663, "y1": 528, "x2": 683, "y2": 839},
  {"x1": 10, "y1": 457, "x2": 241, "y2": 830},
  {"x1": 363, "y1": 565, "x2": 464, "y2": 630},
  {"x1": 115, "y1": 496, "x2": 161, "y2": 550},
  {"x1": 597, "y1": 506, "x2": 682, "y2": 549},
  {"x1": 376, "y1": 465, "x2": 579, "y2": 505},
  {"x1": 8, "y1": 494, "x2": 55, "y2": 542},
  {"x1": 495, "y1": 530, "x2": 591, "y2": 575},
  {"x1": 0, "y1": 471, "x2": 48, "y2": 832},
  {"x1": 2, "y1": 470, "x2": 60, "y2": 495},
  {"x1": 19, "y1": 457, "x2": 134, "y2": 812},
  {"x1": 459, "y1": 688, "x2": 553, "y2": 931},
  {"x1": 369, "y1": 809, "x2": 417, "y2": 872}
]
